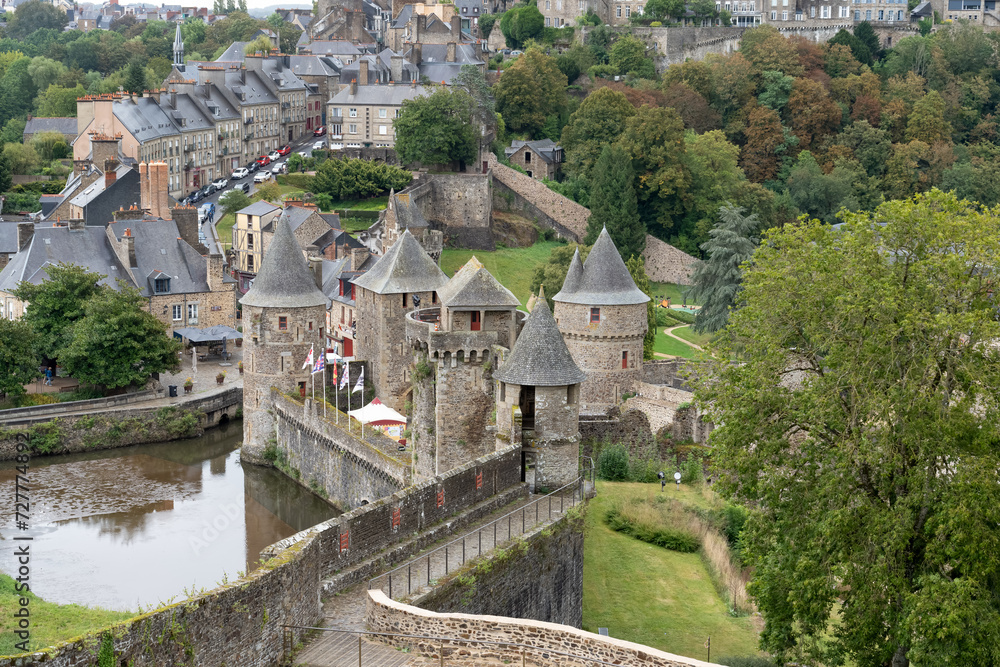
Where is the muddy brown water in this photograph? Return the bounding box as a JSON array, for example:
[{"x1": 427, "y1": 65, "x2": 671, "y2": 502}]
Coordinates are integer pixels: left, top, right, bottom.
[{"x1": 0, "y1": 420, "x2": 340, "y2": 612}]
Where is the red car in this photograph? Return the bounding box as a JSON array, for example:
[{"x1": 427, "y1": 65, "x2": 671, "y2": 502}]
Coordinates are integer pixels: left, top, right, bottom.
[
  {"x1": 277, "y1": 145, "x2": 291, "y2": 156},
  {"x1": 256, "y1": 155, "x2": 271, "y2": 166},
  {"x1": 313, "y1": 126, "x2": 326, "y2": 137}
]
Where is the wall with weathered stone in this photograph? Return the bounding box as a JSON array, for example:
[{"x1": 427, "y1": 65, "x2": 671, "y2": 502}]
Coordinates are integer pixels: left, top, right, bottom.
[
  {"x1": 642, "y1": 359, "x2": 699, "y2": 390},
  {"x1": 365, "y1": 588, "x2": 724, "y2": 667},
  {"x1": 578, "y1": 409, "x2": 655, "y2": 450},
  {"x1": 0, "y1": 388, "x2": 241, "y2": 460},
  {"x1": 412, "y1": 511, "x2": 584, "y2": 627},
  {"x1": 670, "y1": 405, "x2": 714, "y2": 444},
  {"x1": 0, "y1": 445, "x2": 525, "y2": 667},
  {"x1": 273, "y1": 391, "x2": 410, "y2": 509},
  {"x1": 429, "y1": 173, "x2": 493, "y2": 250},
  {"x1": 489, "y1": 156, "x2": 588, "y2": 242},
  {"x1": 642, "y1": 235, "x2": 698, "y2": 286}
]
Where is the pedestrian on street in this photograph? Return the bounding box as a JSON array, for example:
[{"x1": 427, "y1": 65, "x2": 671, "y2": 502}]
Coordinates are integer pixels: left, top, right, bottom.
[{"x1": 45, "y1": 367, "x2": 53, "y2": 386}]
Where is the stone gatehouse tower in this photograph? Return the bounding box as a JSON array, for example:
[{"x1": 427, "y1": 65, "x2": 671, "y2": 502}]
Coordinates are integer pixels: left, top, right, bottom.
[
  {"x1": 495, "y1": 299, "x2": 587, "y2": 489},
  {"x1": 406, "y1": 257, "x2": 521, "y2": 480},
  {"x1": 553, "y1": 229, "x2": 649, "y2": 415},
  {"x1": 352, "y1": 229, "x2": 448, "y2": 411},
  {"x1": 240, "y1": 213, "x2": 328, "y2": 464}
]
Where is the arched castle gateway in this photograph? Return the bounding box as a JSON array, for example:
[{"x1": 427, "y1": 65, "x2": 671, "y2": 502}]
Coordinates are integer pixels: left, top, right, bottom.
[
  {"x1": 553, "y1": 229, "x2": 650, "y2": 415},
  {"x1": 240, "y1": 211, "x2": 328, "y2": 464}
]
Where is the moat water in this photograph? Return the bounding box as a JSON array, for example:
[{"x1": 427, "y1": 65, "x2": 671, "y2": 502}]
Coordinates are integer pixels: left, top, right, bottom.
[{"x1": 0, "y1": 421, "x2": 340, "y2": 612}]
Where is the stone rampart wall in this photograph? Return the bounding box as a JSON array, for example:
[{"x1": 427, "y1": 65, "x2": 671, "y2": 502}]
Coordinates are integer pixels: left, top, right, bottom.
[
  {"x1": 642, "y1": 359, "x2": 698, "y2": 390},
  {"x1": 0, "y1": 444, "x2": 525, "y2": 667},
  {"x1": 642, "y1": 235, "x2": 697, "y2": 286},
  {"x1": 489, "y1": 156, "x2": 588, "y2": 242},
  {"x1": 411, "y1": 511, "x2": 584, "y2": 627},
  {"x1": 0, "y1": 387, "x2": 242, "y2": 460},
  {"x1": 0, "y1": 388, "x2": 164, "y2": 422},
  {"x1": 578, "y1": 409, "x2": 654, "y2": 448},
  {"x1": 365, "y1": 588, "x2": 723, "y2": 667}
]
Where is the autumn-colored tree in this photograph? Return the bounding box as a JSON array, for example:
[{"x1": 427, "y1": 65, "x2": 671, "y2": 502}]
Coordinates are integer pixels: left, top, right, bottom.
[
  {"x1": 787, "y1": 77, "x2": 842, "y2": 150},
  {"x1": 594, "y1": 79, "x2": 665, "y2": 109},
  {"x1": 885, "y1": 72, "x2": 927, "y2": 112},
  {"x1": 789, "y1": 36, "x2": 826, "y2": 78},
  {"x1": 708, "y1": 53, "x2": 756, "y2": 122},
  {"x1": 738, "y1": 25, "x2": 804, "y2": 77},
  {"x1": 829, "y1": 70, "x2": 881, "y2": 106},
  {"x1": 881, "y1": 98, "x2": 909, "y2": 143},
  {"x1": 905, "y1": 90, "x2": 952, "y2": 144},
  {"x1": 615, "y1": 105, "x2": 690, "y2": 239},
  {"x1": 741, "y1": 104, "x2": 784, "y2": 183},
  {"x1": 662, "y1": 83, "x2": 721, "y2": 132},
  {"x1": 493, "y1": 47, "x2": 567, "y2": 137},
  {"x1": 824, "y1": 43, "x2": 862, "y2": 78},
  {"x1": 882, "y1": 139, "x2": 955, "y2": 199},
  {"x1": 851, "y1": 94, "x2": 882, "y2": 127},
  {"x1": 662, "y1": 58, "x2": 715, "y2": 101},
  {"x1": 560, "y1": 87, "x2": 635, "y2": 182}
]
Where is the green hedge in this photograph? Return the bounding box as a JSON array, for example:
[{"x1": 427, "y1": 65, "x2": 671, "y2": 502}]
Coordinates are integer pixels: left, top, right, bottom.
[
  {"x1": 605, "y1": 508, "x2": 700, "y2": 552},
  {"x1": 661, "y1": 307, "x2": 696, "y2": 325},
  {"x1": 279, "y1": 173, "x2": 314, "y2": 190}
]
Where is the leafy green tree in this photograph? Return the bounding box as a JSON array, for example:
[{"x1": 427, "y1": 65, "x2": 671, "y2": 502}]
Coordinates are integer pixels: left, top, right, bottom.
[
  {"x1": 0, "y1": 319, "x2": 39, "y2": 399},
  {"x1": 12, "y1": 263, "x2": 104, "y2": 362},
  {"x1": 479, "y1": 13, "x2": 498, "y2": 39},
  {"x1": 555, "y1": 41, "x2": 595, "y2": 83},
  {"x1": 0, "y1": 118, "x2": 26, "y2": 145},
  {"x1": 757, "y1": 70, "x2": 793, "y2": 112},
  {"x1": 852, "y1": 21, "x2": 882, "y2": 61},
  {"x1": 499, "y1": 4, "x2": 543, "y2": 48},
  {"x1": 689, "y1": 204, "x2": 758, "y2": 334},
  {"x1": 834, "y1": 120, "x2": 892, "y2": 177},
  {"x1": 394, "y1": 88, "x2": 478, "y2": 167},
  {"x1": 625, "y1": 254, "x2": 656, "y2": 359},
  {"x1": 254, "y1": 181, "x2": 282, "y2": 204},
  {"x1": 27, "y1": 56, "x2": 65, "y2": 91},
  {"x1": 0, "y1": 150, "x2": 12, "y2": 193},
  {"x1": 7, "y1": 0, "x2": 68, "y2": 40},
  {"x1": 940, "y1": 151, "x2": 1000, "y2": 207},
  {"x1": 61, "y1": 283, "x2": 181, "y2": 389},
  {"x1": 905, "y1": 90, "x2": 952, "y2": 144},
  {"x1": 287, "y1": 153, "x2": 304, "y2": 173},
  {"x1": 586, "y1": 24, "x2": 613, "y2": 64},
  {"x1": 0, "y1": 56, "x2": 37, "y2": 127},
  {"x1": 243, "y1": 34, "x2": 272, "y2": 56},
  {"x1": 584, "y1": 144, "x2": 644, "y2": 260},
  {"x1": 31, "y1": 131, "x2": 68, "y2": 161},
  {"x1": 695, "y1": 189, "x2": 1000, "y2": 667},
  {"x1": 493, "y1": 47, "x2": 567, "y2": 137},
  {"x1": 615, "y1": 105, "x2": 689, "y2": 241},
  {"x1": 560, "y1": 87, "x2": 634, "y2": 182},
  {"x1": 219, "y1": 188, "x2": 252, "y2": 218},
  {"x1": 3, "y1": 142, "x2": 39, "y2": 174},
  {"x1": 785, "y1": 150, "x2": 855, "y2": 223},
  {"x1": 609, "y1": 34, "x2": 655, "y2": 79},
  {"x1": 35, "y1": 84, "x2": 85, "y2": 117},
  {"x1": 312, "y1": 157, "x2": 412, "y2": 200},
  {"x1": 453, "y1": 64, "x2": 500, "y2": 157},
  {"x1": 828, "y1": 28, "x2": 872, "y2": 66},
  {"x1": 645, "y1": 0, "x2": 685, "y2": 21},
  {"x1": 123, "y1": 60, "x2": 147, "y2": 95}
]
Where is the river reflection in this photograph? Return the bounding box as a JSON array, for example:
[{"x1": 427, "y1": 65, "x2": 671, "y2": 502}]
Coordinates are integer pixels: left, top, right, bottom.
[{"x1": 0, "y1": 421, "x2": 339, "y2": 612}]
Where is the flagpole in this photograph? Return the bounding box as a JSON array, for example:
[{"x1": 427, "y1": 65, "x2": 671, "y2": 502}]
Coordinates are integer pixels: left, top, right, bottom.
[
  {"x1": 322, "y1": 360, "x2": 326, "y2": 417},
  {"x1": 335, "y1": 361, "x2": 339, "y2": 424}
]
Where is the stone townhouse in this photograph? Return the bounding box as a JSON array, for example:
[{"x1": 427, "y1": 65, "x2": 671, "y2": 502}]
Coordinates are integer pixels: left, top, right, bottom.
[
  {"x1": 159, "y1": 74, "x2": 244, "y2": 177},
  {"x1": 23, "y1": 116, "x2": 78, "y2": 144},
  {"x1": 320, "y1": 244, "x2": 374, "y2": 357},
  {"x1": 504, "y1": 139, "x2": 562, "y2": 181},
  {"x1": 327, "y1": 78, "x2": 429, "y2": 148}
]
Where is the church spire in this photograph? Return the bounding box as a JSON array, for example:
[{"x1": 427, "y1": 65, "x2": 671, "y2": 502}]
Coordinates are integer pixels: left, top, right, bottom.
[{"x1": 173, "y1": 22, "x2": 184, "y2": 67}]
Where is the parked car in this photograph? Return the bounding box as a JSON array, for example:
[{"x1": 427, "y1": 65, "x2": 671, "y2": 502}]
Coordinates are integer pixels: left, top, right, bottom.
[
  {"x1": 199, "y1": 202, "x2": 215, "y2": 223},
  {"x1": 313, "y1": 126, "x2": 326, "y2": 136},
  {"x1": 271, "y1": 162, "x2": 287, "y2": 174},
  {"x1": 231, "y1": 167, "x2": 249, "y2": 180},
  {"x1": 312, "y1": 141, "x2": 325, "y2": 151},
  {"x1": 212, "y1": 177, "x2": 229, "y2": 190},
  {"x1": 247, "y1": 161, "x2": 260, "y2": 173},
  {"x1": 187, "y1": 190, "x2": 204, "y2": 204},
  {"x1": 267, "y1": 150, "x2": 281, "y2": 161},
  {"x1": 277, "y1": 145, "x2": 291, "y2": 156},
  {"x1": 298, "y1": 151, "x2": 309, "y2": 159},
  {"x1": 256, "y1": 155, "x2": 271, "y2": 166},
  {"x1": 200, "y1": 183, "x2": 218, "y2": 196},
  {"x1": 238, "y1": 182, "x2": 251, "y2": 194},
  {"x1": 253, "y1": 171, "x2": 272, "y2": 184}
]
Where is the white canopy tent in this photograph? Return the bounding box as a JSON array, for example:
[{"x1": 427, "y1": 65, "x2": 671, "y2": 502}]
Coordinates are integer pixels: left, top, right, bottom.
[{"x1": 347, "y1": 397, "x2": 407, "y2": 426}]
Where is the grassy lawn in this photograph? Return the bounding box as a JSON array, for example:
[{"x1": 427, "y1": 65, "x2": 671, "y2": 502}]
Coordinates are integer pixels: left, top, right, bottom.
[
  {"x1": 215, "y1": 212, "x2": 236, "y2": 248},
  {"x1": 672, "y1": 326, "x2": 712, "y2": 348},
  {"x1": 650, "y1": 281, "x2": 699, "y2": 306},
  {"x1": 653, "y1": 328, "x2": 707, "y2": 359},
  {"x1": 331, "y1": 195, "x2": 388, "y2": 211},
  {"x1": 0, "y1": 574, "x2": 133, "y2": 655},
  {"x1": 584, "y1": 482, "x2": 761, "y2": 662},
  {"x1": 440, "y1": 241, "x2": 563, "y2": 307},
  {"x1": 341, "y1": 217, "x2": 376, "y2": 233}
]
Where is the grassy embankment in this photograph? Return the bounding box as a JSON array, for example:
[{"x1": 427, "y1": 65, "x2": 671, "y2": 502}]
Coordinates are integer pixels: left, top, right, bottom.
[
  {"x1": 584, "y1": 481, "x2": 761, "y2": 662},
  {"x1": 440, "y1": 241, "x2": 563, "y2": 307},
  {"x1": 0, "y1": 574, "x2": 132, "y2": 655}
]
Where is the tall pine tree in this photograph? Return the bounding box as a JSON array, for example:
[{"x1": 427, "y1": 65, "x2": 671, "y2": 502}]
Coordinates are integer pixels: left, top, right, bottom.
[
  {"x1": 690, "y1": 204, "x2": 759, "y2": 334},
  {"x1": 584, "y1": 144, "x2": 645, "y2": 261}
]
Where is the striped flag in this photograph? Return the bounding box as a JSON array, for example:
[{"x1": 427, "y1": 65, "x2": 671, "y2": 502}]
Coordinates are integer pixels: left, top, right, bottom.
[
  {"x1": 352, "y1": 366, "x2": 364, "y2": 394},
  {"x1": 311, "y1": 354, "x2": 325, "y2": 375},
  {"x1": 340, "y1": 364, "x2": 349, "y2": 390}
]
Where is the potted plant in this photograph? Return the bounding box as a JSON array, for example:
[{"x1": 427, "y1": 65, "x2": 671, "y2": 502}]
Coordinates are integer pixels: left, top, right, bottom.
[
  {"x1": 184, "y1": 378, "x2": 193, "y2": 394},
  {"x1": 238, "y1": 361, "x2": 244, "y2": 375},
  {"x1": 216, "y1": 371, "x2": 226, "y2": 385}
]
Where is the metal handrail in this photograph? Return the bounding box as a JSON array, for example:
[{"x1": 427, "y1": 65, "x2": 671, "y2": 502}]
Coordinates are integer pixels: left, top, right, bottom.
[
  {"x1": 368, "y1": 478, "x2": 584, "y2": 600},
  {"x1": 281, "y1": 625, "x2": 640, "y2": 667}
]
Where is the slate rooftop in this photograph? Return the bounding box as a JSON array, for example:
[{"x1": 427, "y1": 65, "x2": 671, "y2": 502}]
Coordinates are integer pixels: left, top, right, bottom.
[
  {"x1": 494, "y1": 299, "x2": 587, "y2": 387},
  {"x1": 240, "y1": 211, "x2": 328, "y2": 309},
  {"x1": 553, "y1": 228, "x2": 650, "y2": 306},
  {"x1": 351, "y1": 229, "x2": 447, "y2": 295}
]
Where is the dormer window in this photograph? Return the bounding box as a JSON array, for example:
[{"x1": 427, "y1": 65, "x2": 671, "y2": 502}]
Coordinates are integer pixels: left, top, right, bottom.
[{"x1": 154, "y1": 278, "x2": 170, "y2": 294}]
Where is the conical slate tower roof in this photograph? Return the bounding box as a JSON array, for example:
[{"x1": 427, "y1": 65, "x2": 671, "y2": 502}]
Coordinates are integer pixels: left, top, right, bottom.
[
  {"x1": 494, "y1": 299, "x2": 587, "y2": 387},
  {"x1": 558, "y1": 247, "x2": 584, "y2": 297},
  {"x1": 553, "y1": 228, "x2": 649, "y2": 306},
  {"x1": 240, "y1": 210, "x2": 327, "y2": 309},
  {"x1": 352, "y1": 229, "x2": 448, "y2": 295},
  {"x1": 437, "y1": 256, "x2": 519, "y2": 308}
]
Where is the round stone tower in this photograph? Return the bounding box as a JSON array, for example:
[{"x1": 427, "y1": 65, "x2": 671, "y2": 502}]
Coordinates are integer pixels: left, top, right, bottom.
[
  {"x1": 240, "y1": 211, "x2": 328, "y2": 465},
  {"x1": 494, "y1": 299, "x2": 587, "y2": 490},
  {"x1": 552, "y1": 228, "x2": 650, "y2": 415}
]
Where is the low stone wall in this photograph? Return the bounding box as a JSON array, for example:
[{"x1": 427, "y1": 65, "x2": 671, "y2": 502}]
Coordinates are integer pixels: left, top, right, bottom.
[
  {"x1": 671, "y1": 405, "x2": 714, "y2": 445},
  {"x1": 273, "y1": 391, "x2": 410, "y2": 510},
  {"x1": 579, "y1": 409, "x2": 654, "y2": 449},
  {"x1": 642, "y1": 235, "x2": 697, "y2": 286},
  {"x1": 0, "y1": 445, "x2": 525, "y2": 667},
  {"x1": 412, "y1": 510, "x2": 584, "y2": 627},
  {"x1": 365, "y1": 589, "x2": 722, "y2": 667},
  {"x1": 642, "y1": 359, "x2": 697, "y2": 390},
  {"x1": 0, "y1": 387, "x2": 242, "y2": 460},
  {"x1": 0, "y1": 388, "x2": 164, "y2": 423}
]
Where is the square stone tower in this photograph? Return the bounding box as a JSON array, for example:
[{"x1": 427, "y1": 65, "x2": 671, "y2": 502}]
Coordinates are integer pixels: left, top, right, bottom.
[
  {"x1": 553, "y1": 228, "x2": 650, "y2": 415},
  {"x1": 240, "y1": 211, "x2": 329, "y2": 465},
  {"x1": 351, "y1": 229, "x2": 449, "y2": 411}
]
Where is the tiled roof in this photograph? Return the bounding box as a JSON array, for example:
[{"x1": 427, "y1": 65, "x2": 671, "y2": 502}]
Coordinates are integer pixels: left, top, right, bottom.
[
  {"x1": 436, "y1": 256, "x2": 519, "y2": 309},
  {"x1": 351, "y1": 229, "x2": 447, "y2": 295},
  {"x1": 494, "y1": 299, "x2": 586, "y2": 387},
  {"x1": 0, "y1": 225, "x2": 129, "y2": 294},
  {"x1": 553, "y1": 228, "x2": 650, "y2": 306},
  {"x1": 240, "y1": 212, "x2": 328, "y2": 309}
]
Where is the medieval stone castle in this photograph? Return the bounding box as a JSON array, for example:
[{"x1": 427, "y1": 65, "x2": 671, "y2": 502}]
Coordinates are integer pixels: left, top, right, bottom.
[{"x1": 240, "y1": 208, "x2": 653, "y2": 489}]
